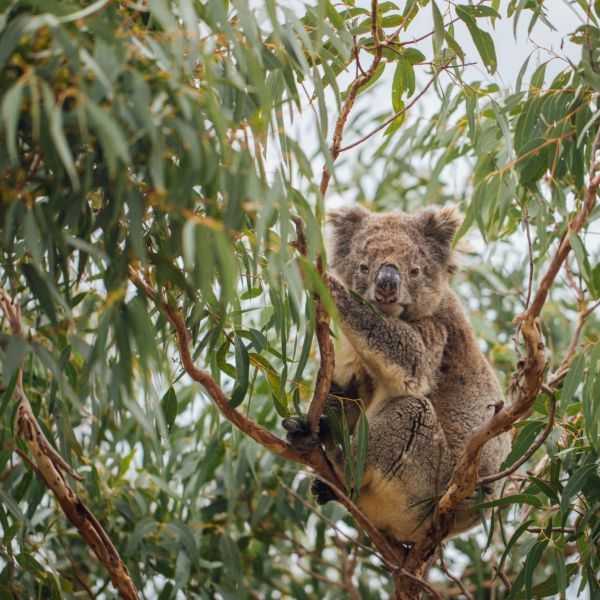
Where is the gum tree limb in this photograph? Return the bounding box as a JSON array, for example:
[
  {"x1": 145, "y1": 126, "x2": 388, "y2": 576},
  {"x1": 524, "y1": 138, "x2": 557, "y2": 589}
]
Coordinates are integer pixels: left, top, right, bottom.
[
  {"x1": 306, "y1": 0, "x2": 384, "y2": 437},
  {"x1": 0, "y1": 289, "x2": 140, "y2": 600},
  {"x1": 392, "y1": 128, "x2": 600, "y2": 597},
  {"x1": 129, "y1": 270, "x2": 439, "y2": 599}
]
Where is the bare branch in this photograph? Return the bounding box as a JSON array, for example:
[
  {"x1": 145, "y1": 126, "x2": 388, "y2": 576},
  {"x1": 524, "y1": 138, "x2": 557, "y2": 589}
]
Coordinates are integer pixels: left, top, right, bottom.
[
  {"x1": 438, "y1": 130, "x2": 600, "y2": 517},
  {"x1": 319, "y1": 0, "x2": 384, "y2": 196},
  {"x1": 338, "y1": 68, "x2": 442, "y2": 154},
  {"x1": 390, "y1": 114, "x2": 600, "y2": 596},
  {"x1": 438, "y1": 546, "x2": 474, "y2": 600},
  {"x1": 128, "y1": 270, "x2": 309, "y2": 466},
  {"x1": 128, "y1": 269, "x2": 413, "y2": 580}
]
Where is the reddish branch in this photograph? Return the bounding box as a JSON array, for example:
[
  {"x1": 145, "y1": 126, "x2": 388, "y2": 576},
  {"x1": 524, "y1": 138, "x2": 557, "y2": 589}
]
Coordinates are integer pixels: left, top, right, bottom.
[
  {"x1": 305, "y1": 0, "x2": 385, "y2": 436},
  {"x1": 318, "y1": 0, "x2": 383, "y2": 197},
  {"x1": 388, "y1": 129, "x2": 600, "y2": 595},
  {"x1": 0, "y1": 289, "x2": 140, "y2": 600},
  {"x1": 128, "y1": 271, "x2": 309, "y2": 466},
  {"x1": 438, "y1": 135, "x2": 600, "y2": 513},
  {"x1": 548, "y1": 270, "x2": 600, "y2": 387},
  {"x1": 127, "y1": 269, "x2": 444, "y2": 592},
  {"x1": 338, "y1": 68, "x2": 442, "y2": 154}
]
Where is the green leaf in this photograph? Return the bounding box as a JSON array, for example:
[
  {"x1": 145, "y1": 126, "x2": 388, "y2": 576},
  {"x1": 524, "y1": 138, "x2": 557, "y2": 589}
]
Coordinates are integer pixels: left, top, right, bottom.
[
  {"x1": 560, "y1": 462, "x2": 598, "y2": 513},
  {"x1": 42, "y1": 84, "x2": 79, "y2": 190},
  {"x1": 560, "y1": 353, "x2": 585, "y2": 410},
  {"x1": 477, "y1": 493, "x2": 546, "y2": 509},
  {"x1": 402, "y1": 47, "x2": 426, "y2": 64},
  {"x1": 240, "y1": 286, "x2": 263, "y2": 300},
  {"x1": 458, "y1": 4, "x2": 500, "y2": 19},
  {"x1": 324, "y1": 0, "x2": 346, "y2": 30},
  {"x1": 515, "y1": 137, "x2": 550, "y2": 183},
  {"x1": 499, "y1": 420, "x2": 544, "y2": 470},
  {"x1": 229, "y1": 334, "x2": 250, "y2": 408},
  {"x1": 550, "y1": 548, "x2": 567, "y2": 598},
  {"x1": 84, "y1": 98, "x2": 130, "y2": 175},
  {"x1": 218, "y1": 534, "x2": 242, "y2": 585},
  {"x1": 22, "y1": 263, "x2": 58, "y2": 325},
  {"x1": 341, "y1": 63, "x2": 385, "y2": 101},
  {"x1": 161, "y1": 387, "x2": 178, "y2": 432},
  {"x1": 392, "y1": 58, "x2": 415, "y2": 109},
  {"x1": 431, "y1": 0, "x2": 444, "y2": 61},
  {"x1": 3, "y1": 335, "x2": 28, "y2": 382},
  {"x1": 354, "y1": 407, "x2": 369, "y2": 492},
  {"x1": 1, "y1": 79, "x2": 24, "y2": 161},
  {"x1": 444, "y1": 29, "x2": 465, "y2": 62},
  {"x1": 513, "y1": 562, "x2": 578, "y2": 599},
  {"x1": 456, "y1": 5, "x2": 497, "y2": 73}
]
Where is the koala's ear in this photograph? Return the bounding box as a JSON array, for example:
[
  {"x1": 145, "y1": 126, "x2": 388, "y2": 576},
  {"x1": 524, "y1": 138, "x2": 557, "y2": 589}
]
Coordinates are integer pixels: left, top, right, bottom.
[
  {"x1": 415, "y1": 205, "x2": 461, "y2": 248},
  {"x1": 327, "y1": 206, "x2": 370, "y2": 231},
  {"x1": 326, "y1": 206, "x2": 370, "y2": 274},
  {"x1": 415, "y1": 206, "x2": 461, "y2": 272}
]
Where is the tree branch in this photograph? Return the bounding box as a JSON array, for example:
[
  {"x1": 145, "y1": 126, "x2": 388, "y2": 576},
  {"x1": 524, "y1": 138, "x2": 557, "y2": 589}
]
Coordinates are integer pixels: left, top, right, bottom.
[
  {"x1": 438, "y1": 128, "x2": 600, "y2": 518},
  {"x1": 390, "y1": 121, "x2": 600, "y2": 596},
  {"x1": 304, "y1": 0, "x2": 386, "y2": 437},
  {"x1": 128, "y1": 270, "x2": 309, "y2": 466},
  {"x1": 338, "y1": 67, "x2": 442, "y2": 154},
  {"x1": 128, "y1": 269, "x2": 430, "y2": 594},
  {"x1": 0, "y1": 289, "x2": 140, "y2": 600}
]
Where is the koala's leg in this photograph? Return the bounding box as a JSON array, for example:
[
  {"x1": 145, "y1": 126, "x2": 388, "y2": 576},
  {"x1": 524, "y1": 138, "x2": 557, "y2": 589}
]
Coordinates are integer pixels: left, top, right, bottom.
[
  {"x1": 328, "y1": 278, "x2": 446, "y2": 396},
  {"x1": 352, "y1": 396, "x2": 454, "y2": 543}
]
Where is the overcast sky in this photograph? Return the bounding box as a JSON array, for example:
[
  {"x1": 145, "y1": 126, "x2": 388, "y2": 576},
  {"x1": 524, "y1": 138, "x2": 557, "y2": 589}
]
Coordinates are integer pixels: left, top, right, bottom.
[{"x1": 271, "y1": 0, "x2": 587, "y2": 202}]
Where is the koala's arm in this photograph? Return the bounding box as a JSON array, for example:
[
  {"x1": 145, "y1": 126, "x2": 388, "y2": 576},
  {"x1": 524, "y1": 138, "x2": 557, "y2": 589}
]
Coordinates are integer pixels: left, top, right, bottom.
[{"x1": 329, "y1": 276, "x2": 447, "y2": 396}]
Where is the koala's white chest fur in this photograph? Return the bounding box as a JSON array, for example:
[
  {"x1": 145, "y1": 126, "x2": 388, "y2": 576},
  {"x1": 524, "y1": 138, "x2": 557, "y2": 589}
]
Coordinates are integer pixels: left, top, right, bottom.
[
  {"x1": 334, "y1": 329, "x2": 429, "y2": 413},
  {"x1": 333, "y1": 331, "x2": 364, "y2": 390}
]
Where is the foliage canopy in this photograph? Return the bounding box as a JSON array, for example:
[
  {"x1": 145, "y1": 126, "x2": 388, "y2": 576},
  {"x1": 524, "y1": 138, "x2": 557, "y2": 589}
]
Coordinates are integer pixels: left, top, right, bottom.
[{"x1": 0, "y1": 0, "x2": 599, "y2": 598}]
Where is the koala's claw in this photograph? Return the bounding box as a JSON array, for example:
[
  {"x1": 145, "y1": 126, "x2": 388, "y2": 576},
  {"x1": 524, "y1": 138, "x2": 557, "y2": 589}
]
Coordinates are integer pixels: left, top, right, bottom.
[
  {"x1": 282, "y1": 416, "x2": 321, "y2": 453},
  {"x1": 311, "y1": 478, "x2": 338, "y2": 505}
]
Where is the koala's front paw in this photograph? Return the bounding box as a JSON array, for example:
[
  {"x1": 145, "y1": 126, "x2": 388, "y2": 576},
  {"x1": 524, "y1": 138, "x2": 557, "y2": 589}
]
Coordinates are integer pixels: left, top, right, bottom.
[
  {"x1": 326, "y1": 273, "x2": 344, "y2": 296},
  {"x1": 311, "y1": 478, "x2": 338, "y2": 505},
  {"x1": 282, "y1": 415, "x2": 331, "y2": 454},
  {"x1": 282, "y1": 416, "x2": 318, "y2": 454}
]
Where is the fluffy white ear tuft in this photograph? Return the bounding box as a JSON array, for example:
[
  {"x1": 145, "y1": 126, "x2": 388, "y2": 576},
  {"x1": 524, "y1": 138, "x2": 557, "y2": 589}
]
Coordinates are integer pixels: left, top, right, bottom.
[
  {"x1": 415, "y1": 205, "x2": 461, "y2": 247},
  {"x1": 327, "y1": 206, "x2": 370, "y2": 232},
  {"x1": 326, "y1": 206, "x2": 370, "y2": 275}
]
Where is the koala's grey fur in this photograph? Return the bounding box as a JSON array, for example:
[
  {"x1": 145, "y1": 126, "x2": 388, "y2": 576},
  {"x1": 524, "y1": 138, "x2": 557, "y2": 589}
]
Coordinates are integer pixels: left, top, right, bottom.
[{"x1": 320, "y1": 205, "x2": 510, "y2": 544}]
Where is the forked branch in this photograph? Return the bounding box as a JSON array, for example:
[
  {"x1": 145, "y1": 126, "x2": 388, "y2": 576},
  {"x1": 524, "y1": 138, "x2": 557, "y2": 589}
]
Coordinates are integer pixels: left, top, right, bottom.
[
  {"x1": 395, "y1": 128, "x2": 600, "y2": 588},
  {"x1": 129, "y1": 269, "x2": 440, "y2": 599}
]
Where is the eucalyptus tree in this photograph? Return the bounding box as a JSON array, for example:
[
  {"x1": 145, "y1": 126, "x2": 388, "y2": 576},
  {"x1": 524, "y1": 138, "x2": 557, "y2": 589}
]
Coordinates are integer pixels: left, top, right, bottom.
[{"x1": 0, "y1": 0, "x2": 599, "y2": 599}]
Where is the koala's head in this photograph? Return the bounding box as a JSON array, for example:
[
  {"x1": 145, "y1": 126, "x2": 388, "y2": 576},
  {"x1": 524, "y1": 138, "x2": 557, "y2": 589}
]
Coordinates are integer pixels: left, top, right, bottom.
[{"x1": 327, "y1": 205, "x2": 460, "y2": 320}]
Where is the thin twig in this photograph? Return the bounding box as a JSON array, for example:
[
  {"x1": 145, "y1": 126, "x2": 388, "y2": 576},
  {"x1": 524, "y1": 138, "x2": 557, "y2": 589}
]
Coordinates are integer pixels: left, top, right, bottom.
[
  {"x1": 438, "y1": 546, "x2": 474, "y2": 600},
  {"x1": 478, "y1": 385, "x2": 556, "y2": 486},
  {"x1": 278, "y1": 476, "x2": 388, "y2": 565},
  {"x1": 338, "y1": 67, "x2": 442, "y2": 154},
  {"x1": 128, "y1": 270, "x2": 308, "y2": 466},
  {"x1": 307, "y1": 0, "x2": 385, "y2": 437}
]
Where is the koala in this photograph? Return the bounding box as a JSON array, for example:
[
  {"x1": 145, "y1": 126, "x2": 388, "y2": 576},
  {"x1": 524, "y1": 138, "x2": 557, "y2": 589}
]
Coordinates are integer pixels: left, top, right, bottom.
[{"x1": 284, "y1": 205, "x2": 510, "y2": 545}]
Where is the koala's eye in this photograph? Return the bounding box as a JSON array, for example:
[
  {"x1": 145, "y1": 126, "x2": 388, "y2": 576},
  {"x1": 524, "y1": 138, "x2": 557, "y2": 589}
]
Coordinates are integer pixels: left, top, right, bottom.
[
  {"x1": 359, "y1": 264, "x2": 369, "y2": 274},
  {"x1": 409, "y1": 267, "x2": 420, "y2": 276}
]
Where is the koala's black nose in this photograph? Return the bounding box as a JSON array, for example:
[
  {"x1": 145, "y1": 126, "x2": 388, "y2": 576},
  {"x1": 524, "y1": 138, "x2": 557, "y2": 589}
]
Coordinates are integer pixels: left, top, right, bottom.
[{"x1": 375, "y1": 264, "x2": 400, "y2": 303}]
